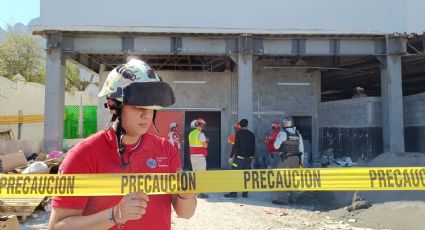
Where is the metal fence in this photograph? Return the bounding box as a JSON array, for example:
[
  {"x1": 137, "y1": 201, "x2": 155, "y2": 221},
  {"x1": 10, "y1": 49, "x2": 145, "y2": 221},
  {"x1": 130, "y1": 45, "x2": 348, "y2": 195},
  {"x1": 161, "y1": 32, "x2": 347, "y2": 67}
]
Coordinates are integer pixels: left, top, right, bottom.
[{"x1": 64, "y1": 106, "x2": 97, "y2": 139}]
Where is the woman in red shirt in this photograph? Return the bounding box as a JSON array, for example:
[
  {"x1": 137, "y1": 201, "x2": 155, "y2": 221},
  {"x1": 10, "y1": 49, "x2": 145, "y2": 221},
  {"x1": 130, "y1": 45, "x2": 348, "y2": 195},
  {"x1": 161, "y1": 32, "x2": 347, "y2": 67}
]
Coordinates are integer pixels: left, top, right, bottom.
[{"x1": 49, "y1": 59, "x2": 197, "y2": 230}]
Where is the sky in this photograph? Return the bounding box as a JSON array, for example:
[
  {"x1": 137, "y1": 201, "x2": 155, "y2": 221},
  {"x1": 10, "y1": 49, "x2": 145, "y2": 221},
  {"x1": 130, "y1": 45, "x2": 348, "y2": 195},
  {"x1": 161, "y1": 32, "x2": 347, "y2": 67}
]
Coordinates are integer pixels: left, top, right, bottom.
[{"x1": 0, "y1": 0, "x2": 40, "y2": 30}]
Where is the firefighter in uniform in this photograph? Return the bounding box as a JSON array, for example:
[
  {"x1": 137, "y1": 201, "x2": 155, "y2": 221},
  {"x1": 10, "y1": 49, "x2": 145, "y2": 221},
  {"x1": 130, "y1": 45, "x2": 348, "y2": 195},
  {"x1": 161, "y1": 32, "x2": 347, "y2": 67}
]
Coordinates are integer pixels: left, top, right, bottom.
[
  {"x1": 272, "y1": 115, "x2": 304, "y2": 205},
  {"x1": 224, "y1": 119, "x2": 255, "y2": 198}
]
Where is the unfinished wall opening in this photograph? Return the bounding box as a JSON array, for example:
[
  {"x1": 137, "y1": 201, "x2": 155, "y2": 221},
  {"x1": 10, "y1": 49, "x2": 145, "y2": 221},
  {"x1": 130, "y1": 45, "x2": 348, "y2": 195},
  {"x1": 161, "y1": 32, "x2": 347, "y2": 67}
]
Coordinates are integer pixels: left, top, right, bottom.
[{"x1": 293, "y1": 116, "x2": 312, "y2": 164}]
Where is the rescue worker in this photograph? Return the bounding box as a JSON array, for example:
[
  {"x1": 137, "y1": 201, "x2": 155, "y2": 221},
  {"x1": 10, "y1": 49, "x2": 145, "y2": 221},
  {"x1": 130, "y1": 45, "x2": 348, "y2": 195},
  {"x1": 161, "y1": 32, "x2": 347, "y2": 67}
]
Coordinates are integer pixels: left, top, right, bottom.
[
  {"x1": 49, "y1": 59, "x2": 196, "y2": 230},
  {"x1": 168, "y1": 122, "x2": 182, "y2": 150},
  {"x1": 264, "y1": 121, "x2": 281, "y2": 168},
  {"x1": 188, "y1": 118, "x2": 209, "y2": 198},
  {"x1": 227, "y1": 122, "x2": 241, "y2": 166},
  {"x1": 224, "y1": 119, "x2": 255, "y2": 198},
  {"x1": 352, "y1": 86, "x2": 367, "y2": 98},
  {"x1": 272, "y1": 115, "x2": 304, "y2": 205}
]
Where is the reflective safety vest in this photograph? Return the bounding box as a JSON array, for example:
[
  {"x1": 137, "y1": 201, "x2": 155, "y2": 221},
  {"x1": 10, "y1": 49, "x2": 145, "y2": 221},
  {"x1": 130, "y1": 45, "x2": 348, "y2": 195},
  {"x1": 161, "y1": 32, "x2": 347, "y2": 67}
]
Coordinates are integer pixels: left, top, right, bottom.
[{"x1": 189, "y1": 129, "x2": 208, "y2": 155}]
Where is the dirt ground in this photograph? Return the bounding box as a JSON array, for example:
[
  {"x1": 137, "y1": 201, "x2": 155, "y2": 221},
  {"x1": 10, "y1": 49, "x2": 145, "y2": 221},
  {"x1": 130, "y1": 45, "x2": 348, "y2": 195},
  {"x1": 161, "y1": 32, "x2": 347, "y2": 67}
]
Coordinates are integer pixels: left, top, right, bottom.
[{"x1": 19, "y1": 191, "x2": 424, "y2": 230}]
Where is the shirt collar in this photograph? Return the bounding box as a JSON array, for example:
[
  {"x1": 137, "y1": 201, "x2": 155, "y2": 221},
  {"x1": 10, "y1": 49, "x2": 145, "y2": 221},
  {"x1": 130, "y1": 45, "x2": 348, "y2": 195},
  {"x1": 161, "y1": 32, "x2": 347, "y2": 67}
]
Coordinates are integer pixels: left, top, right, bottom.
[{"x1": 105, "y1": 128, "x2": 154, "y2": 151}]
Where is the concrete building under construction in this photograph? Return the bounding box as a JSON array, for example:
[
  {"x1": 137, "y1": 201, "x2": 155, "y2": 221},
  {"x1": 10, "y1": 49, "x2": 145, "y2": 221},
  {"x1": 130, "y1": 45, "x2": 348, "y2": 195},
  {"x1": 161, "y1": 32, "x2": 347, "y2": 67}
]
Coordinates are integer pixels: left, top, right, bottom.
[{"x1": 32, "y1": 0, "x2": 425, "y2": 169}]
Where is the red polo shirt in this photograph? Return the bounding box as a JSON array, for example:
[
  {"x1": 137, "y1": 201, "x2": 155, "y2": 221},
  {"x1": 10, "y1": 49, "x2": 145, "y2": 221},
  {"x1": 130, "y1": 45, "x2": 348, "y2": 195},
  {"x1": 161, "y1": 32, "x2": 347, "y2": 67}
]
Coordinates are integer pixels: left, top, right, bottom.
[
  {"x1": 52, "y1": 128, "x2": 181, "y2": 230},
  {"x1": 266, "y1": 130, "x2": 280, "y2": 153}
]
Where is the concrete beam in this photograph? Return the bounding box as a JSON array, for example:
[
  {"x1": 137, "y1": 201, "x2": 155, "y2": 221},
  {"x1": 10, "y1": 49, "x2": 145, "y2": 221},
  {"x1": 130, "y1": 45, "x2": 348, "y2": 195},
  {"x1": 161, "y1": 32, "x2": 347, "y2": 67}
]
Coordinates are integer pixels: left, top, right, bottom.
[
  {"x1": 64, "y1": 34, "x2": 387, "y2": 56},
  {"x1": 43, "y1": 51, "x2": 66, "y2": 152},
  {"x1": 263, "y1": 38, "x2": 386, "y2": 56},
  {"x1": 380, "y1": 36, "x2": 405, "y2": 152}
]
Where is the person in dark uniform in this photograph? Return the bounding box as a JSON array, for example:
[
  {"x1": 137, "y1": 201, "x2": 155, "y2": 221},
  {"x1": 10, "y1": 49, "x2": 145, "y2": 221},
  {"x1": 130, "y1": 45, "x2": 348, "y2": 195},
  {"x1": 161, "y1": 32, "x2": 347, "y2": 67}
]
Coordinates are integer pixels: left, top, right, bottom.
[{"x1": 224, "y1": 118, "x2": 256, "y2": 198}]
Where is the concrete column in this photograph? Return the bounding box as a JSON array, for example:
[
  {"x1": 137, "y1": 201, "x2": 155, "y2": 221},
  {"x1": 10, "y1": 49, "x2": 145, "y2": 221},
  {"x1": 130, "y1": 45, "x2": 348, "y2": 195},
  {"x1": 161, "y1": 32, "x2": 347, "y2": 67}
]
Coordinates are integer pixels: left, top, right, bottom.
[
  {"x1": 237, "y1": 53, "x2": 253, "y2": 125},
  {"x1": 312, "y1": 72, "x2": 321, "y2": 161},
  {"x1": 380, "y1": 36, "x2": 406, "y2": 152},
  {"x1": 97, "y1": 64, "x2": 110, "y2": 131},
  {"x1": 43, "y1": 51, "x2": 66, "y2": 152}
]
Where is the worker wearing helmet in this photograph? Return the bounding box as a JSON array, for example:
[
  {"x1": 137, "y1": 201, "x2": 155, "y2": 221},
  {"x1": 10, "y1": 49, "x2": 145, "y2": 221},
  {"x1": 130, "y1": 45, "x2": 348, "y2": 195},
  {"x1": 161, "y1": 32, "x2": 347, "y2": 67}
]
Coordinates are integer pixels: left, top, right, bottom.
[
  {"x1": 264, "y1": 121, "x2": 281, "y2": 168},
  {"x1": 168, "y1": 122, "x2": 182, "y2": 150},
  {"x1": 188, "y1": 118, "x2": 209, "y2": 198},
  {"x1": 224, "y1": 118, "x2": 255, "y2": 198},
  {"x1": 49, "y1": 59, "x2": 196, "y2": 230},
  {"x1": 272, "y1": 115, "x2": 304, "y2": 205}
]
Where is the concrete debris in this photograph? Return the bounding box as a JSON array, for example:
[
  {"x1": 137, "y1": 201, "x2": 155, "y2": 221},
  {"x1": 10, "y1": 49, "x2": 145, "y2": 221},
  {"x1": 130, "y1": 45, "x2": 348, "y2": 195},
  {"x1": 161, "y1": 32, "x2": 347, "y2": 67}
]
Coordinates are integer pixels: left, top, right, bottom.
[
  {"x1": 264, "y1": 209, "x2": 288, "y2": 216},
  {"x1": 347, "y1": 192, "x2": 371, "y2": 212},
  {"x1": 347, "y1": 200, "x2": 371, "y2": 212},
  {"x1": 335, "y1": 157, "x2": 356, "y2": 167}
]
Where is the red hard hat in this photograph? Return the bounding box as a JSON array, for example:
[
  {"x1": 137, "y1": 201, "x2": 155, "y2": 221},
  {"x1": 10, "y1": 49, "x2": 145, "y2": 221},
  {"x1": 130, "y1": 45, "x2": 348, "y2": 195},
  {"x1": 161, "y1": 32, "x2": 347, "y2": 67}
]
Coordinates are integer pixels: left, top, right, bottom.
[
  {"x1": 272, "y1": 121, "x2": 281, "y2": 129},
  {"x1": 195, "y1": 118, "x2": 207, "y2": 127}
]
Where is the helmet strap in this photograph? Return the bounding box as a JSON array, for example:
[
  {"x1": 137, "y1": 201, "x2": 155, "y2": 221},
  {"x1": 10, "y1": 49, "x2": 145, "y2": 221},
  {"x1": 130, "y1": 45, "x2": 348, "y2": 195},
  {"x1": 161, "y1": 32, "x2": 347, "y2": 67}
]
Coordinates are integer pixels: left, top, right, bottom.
[
  {"x1": 115, "y1": 117, "x2": 129, "y2": 168},
  {"x1": 106, "y1": 99, "x2": 129, "y2": 168},
  {"x1": 151, "y1": 110, "x2": 160, "y2": 134}
]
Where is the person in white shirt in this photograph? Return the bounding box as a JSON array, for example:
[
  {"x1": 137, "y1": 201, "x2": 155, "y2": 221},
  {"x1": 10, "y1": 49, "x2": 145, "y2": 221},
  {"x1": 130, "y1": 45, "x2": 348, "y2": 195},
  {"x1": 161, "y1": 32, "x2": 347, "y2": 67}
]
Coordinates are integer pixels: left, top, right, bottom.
[
  {"x1": 167, "y1": 122, "x2": 182, "y2": 150},
  {"x1": 272, "y1": 115, "x2": 304, "y2": 205}
]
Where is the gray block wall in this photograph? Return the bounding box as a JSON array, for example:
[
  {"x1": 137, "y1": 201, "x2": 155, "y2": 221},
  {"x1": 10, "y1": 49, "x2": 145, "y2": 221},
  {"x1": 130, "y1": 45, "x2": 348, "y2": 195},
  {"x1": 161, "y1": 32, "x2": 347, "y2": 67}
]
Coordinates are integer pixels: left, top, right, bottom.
[
  {"x1": 320, "y1": 97, "x2": 382, "y2": 128},
  {"x1": 159, "y1": 65, "x2": 321, "y2": 168},
  {"x1": 320, "y1": 93, "x2": 425, "y2": 162},
  {"x1": 158, "y1": 71, "x2": 234, "y2": 167},
  {"x1": 251, "y1": 66, "x2": 321, "y2": 165},
  {"x1": 319, "y1": 97, "x2": 383, "y2": 161},
  {"x1": 404, "y1": 92, "x2": 425, "y2": 152}
]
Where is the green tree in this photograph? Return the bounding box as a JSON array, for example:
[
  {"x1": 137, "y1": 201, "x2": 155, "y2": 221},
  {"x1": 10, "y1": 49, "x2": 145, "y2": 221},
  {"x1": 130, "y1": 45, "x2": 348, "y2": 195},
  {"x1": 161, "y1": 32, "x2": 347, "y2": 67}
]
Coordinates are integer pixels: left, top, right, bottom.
[
  {"x1": 1, "y1": 27, "x2": 90, "y2": 92},
  {"x1": 0, "y1": 28, "x2": 45, "y2": 82},
  {"x1": 65, "y1": 61, "x2": 81, "y2": 92}
]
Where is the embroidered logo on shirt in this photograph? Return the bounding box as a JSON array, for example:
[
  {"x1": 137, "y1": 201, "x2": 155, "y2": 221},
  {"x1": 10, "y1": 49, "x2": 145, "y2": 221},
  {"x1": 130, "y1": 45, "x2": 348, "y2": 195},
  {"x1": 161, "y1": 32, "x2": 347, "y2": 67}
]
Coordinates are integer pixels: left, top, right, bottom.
[
  {"x1": 156, "y1": 156, "x2": 169, "y2": 168},
  {"x1": 146, "y1": 158, "x2": 157, "y2": 168}
]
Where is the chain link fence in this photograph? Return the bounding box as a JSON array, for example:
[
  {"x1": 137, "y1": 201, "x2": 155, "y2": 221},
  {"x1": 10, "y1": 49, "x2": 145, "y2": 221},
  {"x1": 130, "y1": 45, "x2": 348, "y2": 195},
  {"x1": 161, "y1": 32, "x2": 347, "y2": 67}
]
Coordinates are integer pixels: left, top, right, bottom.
[{"x1": 64, "y1": 105, "x2": 97, "y2": 139}]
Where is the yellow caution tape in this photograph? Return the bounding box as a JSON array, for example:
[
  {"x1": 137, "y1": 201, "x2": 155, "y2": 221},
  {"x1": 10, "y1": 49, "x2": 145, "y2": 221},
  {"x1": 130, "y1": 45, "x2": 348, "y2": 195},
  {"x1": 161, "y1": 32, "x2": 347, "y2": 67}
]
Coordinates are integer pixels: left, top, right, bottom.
[{"x1": 0, "y1": 167, "x2": 424, "y2": 197}]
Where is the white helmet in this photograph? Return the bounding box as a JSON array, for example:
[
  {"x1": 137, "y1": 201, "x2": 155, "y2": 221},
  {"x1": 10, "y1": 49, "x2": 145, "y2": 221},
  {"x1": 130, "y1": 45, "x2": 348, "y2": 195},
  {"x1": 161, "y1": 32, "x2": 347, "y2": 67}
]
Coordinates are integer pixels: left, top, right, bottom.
[
  {"x1": 190, "y1": 120, "x2": 197, "y2": 128},
  {"x1": 98, "y1": 59, "x2": 175, "y2": 110}
]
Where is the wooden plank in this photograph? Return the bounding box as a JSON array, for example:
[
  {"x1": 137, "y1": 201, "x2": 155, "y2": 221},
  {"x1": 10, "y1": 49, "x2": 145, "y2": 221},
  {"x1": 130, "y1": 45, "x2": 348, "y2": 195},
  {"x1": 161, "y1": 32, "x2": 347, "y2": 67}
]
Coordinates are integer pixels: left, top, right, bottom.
[
  {"x1": 0, "y1": 197, "x2": 47, "y2": 217},
  {"x1": 0, "y1": 215, "x2": 20, "y2": 230}
]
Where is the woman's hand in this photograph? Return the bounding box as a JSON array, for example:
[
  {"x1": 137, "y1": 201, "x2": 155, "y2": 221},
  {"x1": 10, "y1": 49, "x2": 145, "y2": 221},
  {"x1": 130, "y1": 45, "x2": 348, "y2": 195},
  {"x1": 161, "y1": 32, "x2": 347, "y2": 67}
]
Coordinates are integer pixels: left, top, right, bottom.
[{"x1": 114, "y1": 191, "x2": 150, "y2": 224}]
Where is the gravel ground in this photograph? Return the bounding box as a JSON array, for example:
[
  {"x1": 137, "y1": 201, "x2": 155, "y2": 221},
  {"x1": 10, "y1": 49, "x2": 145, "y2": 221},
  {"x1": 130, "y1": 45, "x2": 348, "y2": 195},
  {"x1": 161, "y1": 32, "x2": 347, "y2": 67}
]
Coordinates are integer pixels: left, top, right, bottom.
[{"x1": 20, "y1": 191, "x2": 424, "y2": 230}]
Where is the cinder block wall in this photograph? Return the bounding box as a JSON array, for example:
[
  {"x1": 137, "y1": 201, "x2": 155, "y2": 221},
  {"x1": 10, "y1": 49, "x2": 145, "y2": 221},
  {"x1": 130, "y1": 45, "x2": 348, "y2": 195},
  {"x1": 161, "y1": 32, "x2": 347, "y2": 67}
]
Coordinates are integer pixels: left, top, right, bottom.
[
  {"x1": 159, "y1": 67, "x2": 320, "y2": 168},
  {"x1": 158, "y1": 71, "x2": 234, "y2": 168},
  {"x1": 252, "y1": 66, "x2": 321, "y2": 165},
  {"x1": 319, "y1": 97, "x2": 383, "y2": 161},
  {"x1": 319, "y1": 92, "x2": 425, "y2": 161},
  {"x1": 404, "y1": 92, "x2": 425, "y2": 152}
]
